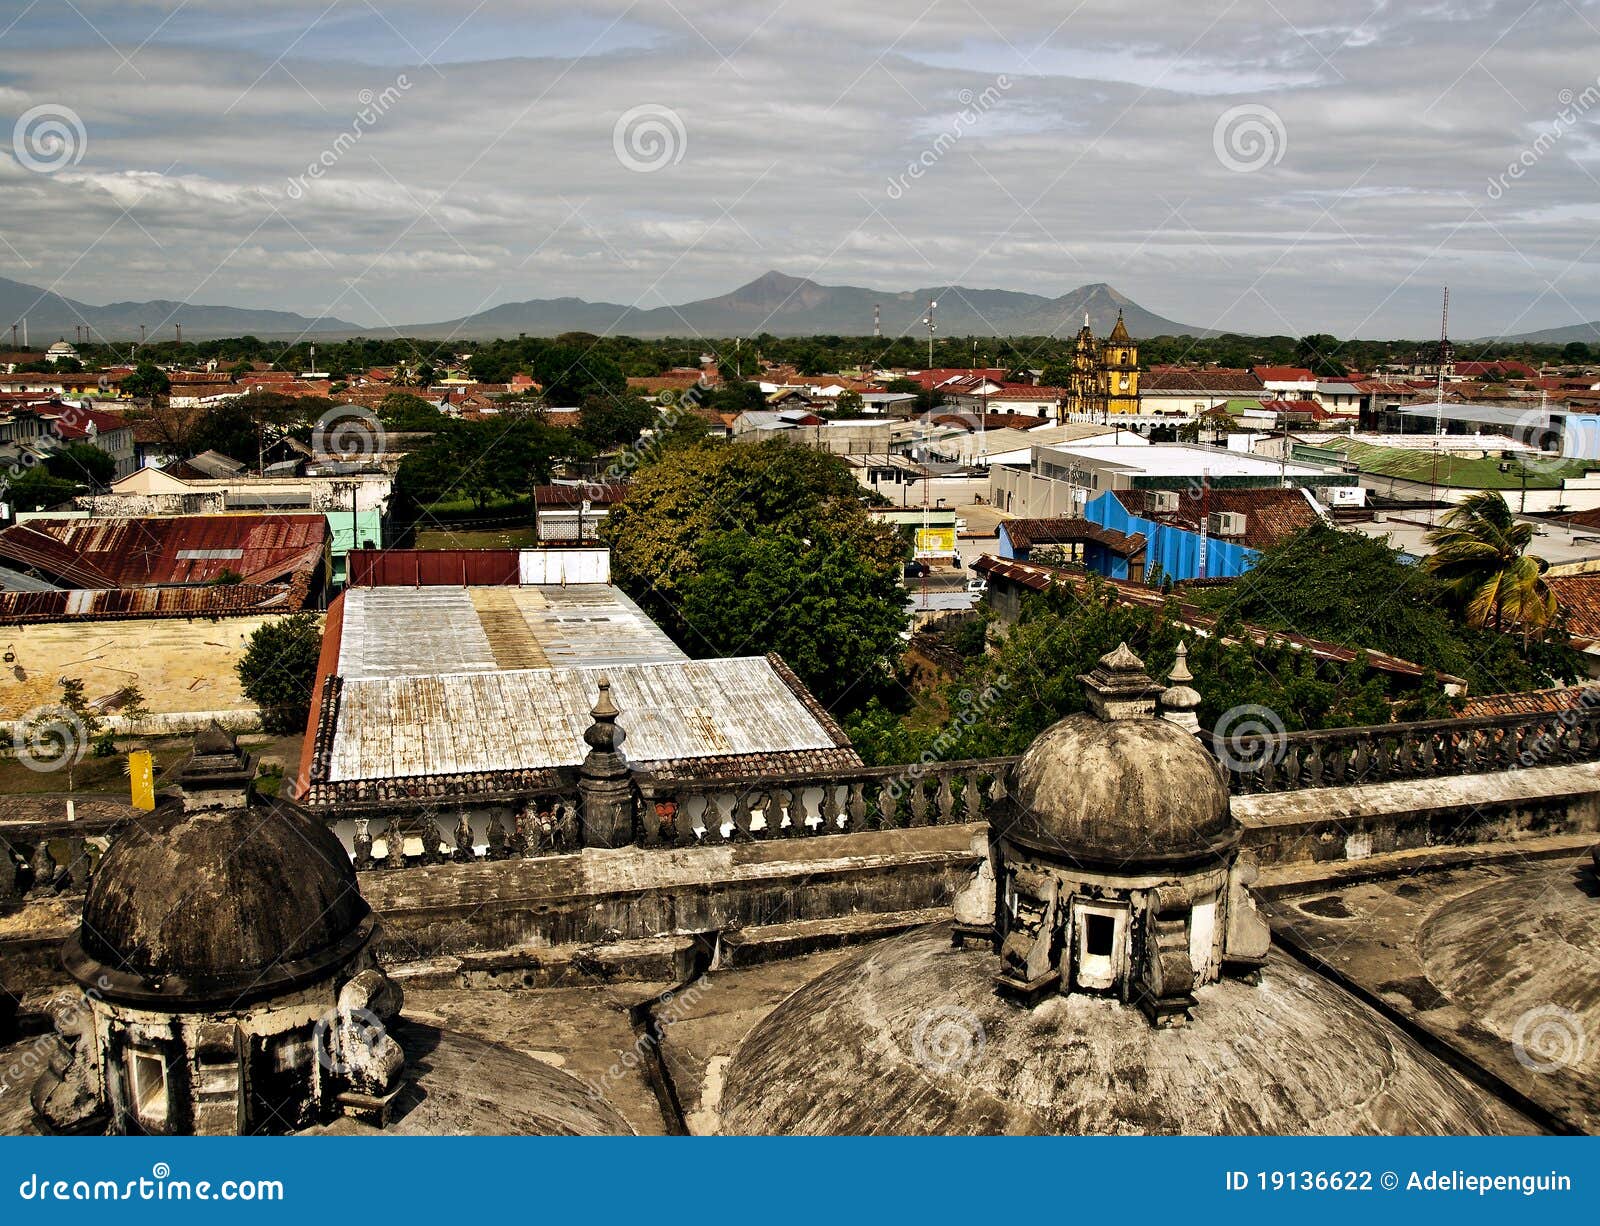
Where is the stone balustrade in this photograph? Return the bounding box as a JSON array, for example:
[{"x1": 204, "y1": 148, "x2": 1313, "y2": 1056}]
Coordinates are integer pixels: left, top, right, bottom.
[{"x1": 1203, "y1": 704, "x2": 1600, "y2": 795}]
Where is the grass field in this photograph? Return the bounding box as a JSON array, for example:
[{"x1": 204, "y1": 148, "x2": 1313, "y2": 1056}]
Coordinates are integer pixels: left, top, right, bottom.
[{"x1": 415, "y1": 526, "x2": 541, "y2": 549}]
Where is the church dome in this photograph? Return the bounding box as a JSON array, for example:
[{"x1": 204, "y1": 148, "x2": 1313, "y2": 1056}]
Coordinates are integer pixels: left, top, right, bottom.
[
  {"x1": 67, "y1": 802, "x2": 370, "y2": 1007},
  {"x1": 999, "y1": 711, "x2": 1231, "y2": 867},
  {"x1": 717, "y1": 929, "x2": 1533, "y2": 1136}
]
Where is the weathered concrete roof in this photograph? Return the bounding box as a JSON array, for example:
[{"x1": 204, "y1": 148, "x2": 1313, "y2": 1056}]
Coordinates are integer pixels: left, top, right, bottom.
[{"x1": 717, "y1": 929, "x2": 1534, "y2": 1135}]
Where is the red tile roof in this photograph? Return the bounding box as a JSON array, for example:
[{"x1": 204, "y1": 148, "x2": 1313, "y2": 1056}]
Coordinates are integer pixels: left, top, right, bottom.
[
  {"x1": 1548, "y1": 573, "x2": 1600, "y2": 640},
  {"x1": 1000, "y1": 517, "x2": 1146, "y2": 557},
  {"x1": 1253, "y1": 366, "x2": 1315, "y2": 383},
  {"x1": 1142, "y1": 368, "x2": 1264, "y2": 394},
  {"x1": 1459, "y1": 685, "x2": 1600, "y2": 717}
]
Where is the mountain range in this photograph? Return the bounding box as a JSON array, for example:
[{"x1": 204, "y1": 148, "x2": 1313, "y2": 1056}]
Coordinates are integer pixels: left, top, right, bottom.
[
  {"x1": 0, "y1": 276, "x2": 364, "y2": 345},
  {"x1": 0, "y1": 270, "x2": 1212, "y2": 343},
  {"x1": 383, "y1": 271, "x2": 1217, "y2": 340},
  {"x1": 7, "y1": 268, "x2": 1596, "y2": 344}
]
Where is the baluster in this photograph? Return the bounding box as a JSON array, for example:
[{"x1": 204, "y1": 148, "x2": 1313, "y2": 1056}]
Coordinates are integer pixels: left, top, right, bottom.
[
  {"x1": 962, "y1": 774, "x2": 982, "y2": 821},
  {"x1": 908, "y1": 778, "x2": 930, "y2": 826},
  {"x1": 1304, "y1": 743, "x2": 1324, "y2": 789},
  {"x1": 700, "y1": 793, "x2": 727, "y2": 844},
  {"x1": 384, "y1": 819, "x2": 406, "y2": 869},
  {"x1": 935, "y1": 773, "x2": 957, "y2": 825},
  {"x1": 730, "y1": 791, "x2": 754, "y2": 842},
  {"x1": 821, "y1": 783, "x2": 843, "y2": 834},
  {"x1": 353, "y1": 818, "x2": 374, "y2": 869},
  {"x1": 846, "y1": 781, "x2": 867, "y2": 832},
  {"x1": 877, "y1": 783, "x2": 898, "y2": 830}
]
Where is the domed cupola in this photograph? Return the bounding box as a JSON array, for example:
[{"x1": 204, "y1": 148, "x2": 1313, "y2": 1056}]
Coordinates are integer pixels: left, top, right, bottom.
[{"x1": 987, "y1": 644, "x2": 1269, "y2": 1025}]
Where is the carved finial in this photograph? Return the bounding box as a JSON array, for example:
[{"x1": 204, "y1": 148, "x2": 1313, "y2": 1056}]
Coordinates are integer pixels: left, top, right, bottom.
[
  {"x1": 583, "y1": 676, "x2": 626, "y2": 756},
  {"x1": 592, "y1": 675, "x2": 619, "y2": 721},
  {"x1": 1159, "y1": 641, "x2": 1202, "y2": 734},
  {"x1": 1169, "y1": 641, "x2": 1193, "y2": 684}
]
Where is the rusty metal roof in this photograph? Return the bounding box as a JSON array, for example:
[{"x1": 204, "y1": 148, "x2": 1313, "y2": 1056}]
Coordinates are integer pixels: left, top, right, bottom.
[
  {"x1": 0, "y1": 514, "x2": 329, "y2": 588},
  {"x1": 0, "y1": 584, "x2": 302, "y2": 623}
]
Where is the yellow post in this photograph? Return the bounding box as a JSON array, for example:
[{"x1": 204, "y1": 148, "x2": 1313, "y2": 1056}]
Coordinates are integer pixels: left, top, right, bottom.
[{"x1": 129, "y1": 750, "x2": 155, "y2": 811}]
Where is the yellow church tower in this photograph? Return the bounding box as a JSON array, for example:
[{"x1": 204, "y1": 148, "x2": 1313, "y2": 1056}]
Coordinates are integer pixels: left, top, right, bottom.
[
  {"x1": 1068, "y1": 313, "x2": 1102, "y2": 418},
  {"x1": 1098, "y1": 310, "x2": 1141, "y2": 416}
]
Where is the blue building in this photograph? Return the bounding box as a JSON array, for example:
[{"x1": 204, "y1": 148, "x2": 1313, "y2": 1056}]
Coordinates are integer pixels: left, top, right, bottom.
[{"x1": 997, "y1": 487, "x2": 1321, "y2": 583}]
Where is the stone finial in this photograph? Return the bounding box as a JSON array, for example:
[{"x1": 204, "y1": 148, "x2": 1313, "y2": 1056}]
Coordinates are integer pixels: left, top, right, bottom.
[
  {"x1": 580, "y1": 676, "x2": 635, "y2": 849},
  {"x1": 583, "y1": 676, "x2": 625, "y2": 756},
  {"x1": 1078, "y1": 642, "x2": 1164, "y2": 722},
  {"x1": 1159, "y1": 641, "x2": 1203, "y2": 734}
]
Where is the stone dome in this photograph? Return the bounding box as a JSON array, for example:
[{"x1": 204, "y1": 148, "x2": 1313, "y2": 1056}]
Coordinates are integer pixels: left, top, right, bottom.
[
  {"x1": 716, "y1": 928, "x2": 1534, "y2": 1136},
  {"x1": 999, "y1": 712, "x2": 1232, "y2": 866},
  {"x1": 67, "y1": 802, "x2": 370, "y2": 1007}
]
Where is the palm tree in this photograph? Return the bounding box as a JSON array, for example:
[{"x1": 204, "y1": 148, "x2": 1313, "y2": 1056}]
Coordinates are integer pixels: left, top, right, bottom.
[{"x1": 1425, "y1": 490, "x2": 1556, "y2": 639}]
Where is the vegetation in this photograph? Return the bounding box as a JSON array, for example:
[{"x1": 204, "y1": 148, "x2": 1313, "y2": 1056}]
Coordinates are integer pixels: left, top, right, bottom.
[
  {"x1": 601, "y1": 438, "x2": 907, "y2": 708},
  {"x1": 1425, "y1": 492, "x2": 1557, "y2": 638},
  {"x1": 236, "y1": 613, "x2": 324, "y2": 733},
  {"x1": 119, "y1": 362, "x2": 170, "y2": 399},
  {"x1": 850, "y1": 522, "x2": 1583, "y2": 765},
  {"x1": 391, "y1": 412, "x2": 584, "y2": 517}
]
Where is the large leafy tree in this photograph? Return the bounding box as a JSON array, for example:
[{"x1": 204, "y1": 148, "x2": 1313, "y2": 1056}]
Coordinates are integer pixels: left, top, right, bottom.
[
  {"x1": 602, "y1": 438, "x2": 907, "y2": 706},
  {"x1": 679, "y1": 530, "x2": 907, "y2": 707},
  {"x1": 577, "y1": 393, "x2": 656, "y2": 449},
  {"x1": 236, "y1": 612, "x2": 324, "y2": 733},
  {"x1": 1425, "y1": 491, "x2": 1557, "y2": 637},
  {"x1": 119, "y1": 362, "x2": 170, "y2": 400}
]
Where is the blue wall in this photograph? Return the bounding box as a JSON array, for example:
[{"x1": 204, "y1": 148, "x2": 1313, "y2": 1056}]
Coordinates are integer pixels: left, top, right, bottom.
[{"x1": 1082, "y1": 490, "x2": 1259, "y2": 582}]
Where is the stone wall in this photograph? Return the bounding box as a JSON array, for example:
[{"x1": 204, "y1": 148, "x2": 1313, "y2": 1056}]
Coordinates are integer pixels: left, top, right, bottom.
[
  {"x1": 358, "y1": 825, "x2": 985, "y2": 961},
  {"x1": 1234, "y1": 761, "x2": 1600, "y2": 867}
]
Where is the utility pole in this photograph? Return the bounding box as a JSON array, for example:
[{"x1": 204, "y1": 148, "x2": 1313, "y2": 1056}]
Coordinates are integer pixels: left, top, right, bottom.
[{"x1": 922, "y1": 299, "x2": 937, "y2": 370}]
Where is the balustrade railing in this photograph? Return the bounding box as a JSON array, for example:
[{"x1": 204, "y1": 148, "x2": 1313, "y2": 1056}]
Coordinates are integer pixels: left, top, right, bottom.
[{"x1": 1204, "y1": 704, "x2": 1600, "y2": 795}]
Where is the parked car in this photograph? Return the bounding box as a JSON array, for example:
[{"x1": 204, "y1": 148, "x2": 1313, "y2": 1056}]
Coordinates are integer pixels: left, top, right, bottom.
[
  {"x1": 966, "y1": 578, "x2": 988, "y2": 596},
  {"x1": 903, "y1": 560, "x2": 930, "y2": 578}
]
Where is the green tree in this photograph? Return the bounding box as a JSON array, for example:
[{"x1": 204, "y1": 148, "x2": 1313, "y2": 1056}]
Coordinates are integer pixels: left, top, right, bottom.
[
  {"x1": 120, "y1": 362, "x2": 171, "y2": 399},
  {"x1": 1425, "y1": 491, "x2": 1557, "y2": 637},
  {"x1": 678, "y1": 529, "x2": 908, "y2": 707},
  {"x1": 1294, "y1": 334, "x2": 1347, "y2": 378},
  {"x1": 44, "y1": 442, "x2": 115, "y2": 488},
  {"x1": 1562, "y1": 341, "x2": 1590, "y2": 365},
  {"x1": 577, "y1": 394, "x2": 656, "y2": 449},
  {"x1": 1200, "y1": 521, "x2": 1575, "y2": 698},
  {"x1": 4, "y1": 465, "x2": 79, "y2": 511},
  {"x1": 236, "y1": 612, "x2": 324, "y2": 733},
  {"x1": 377, "y1": 392, "x2": 446, "y2": 431},
  {"x1": 602, "y1": 439, "x2": 907, "y2": 705}
]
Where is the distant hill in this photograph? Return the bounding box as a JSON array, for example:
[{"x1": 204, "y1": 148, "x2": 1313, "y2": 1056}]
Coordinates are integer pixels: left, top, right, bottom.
[
  {"x1": 1491, "y1": 319, "x2": 1600, "y2": 345},
  {"x1": 388, "y1": 271, "x2": 1216, "y2": 340},
  {"x1": 0, "y1": 276, "x2": 364, "y2": 342}
]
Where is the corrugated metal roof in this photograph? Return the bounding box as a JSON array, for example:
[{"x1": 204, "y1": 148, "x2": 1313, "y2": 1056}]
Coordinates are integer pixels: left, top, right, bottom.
[
  {"x1": 0, "y1": 514, "x2": 328, "y2": 587},
  {"x1": 336, "y1": 585, "x2": 685, "y2": 678},
  {"x1": 326, "y1": 656, "x2": 841, "y2": 783},
  {"x1": 0, "y1": 584, "x2": 298, "y2": 623}
]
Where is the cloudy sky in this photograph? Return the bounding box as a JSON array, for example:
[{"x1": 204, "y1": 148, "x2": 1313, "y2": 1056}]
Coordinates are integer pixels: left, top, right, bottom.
[{"x1": 2, "y1": 0, "x2": 1599, "y2": 338}]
